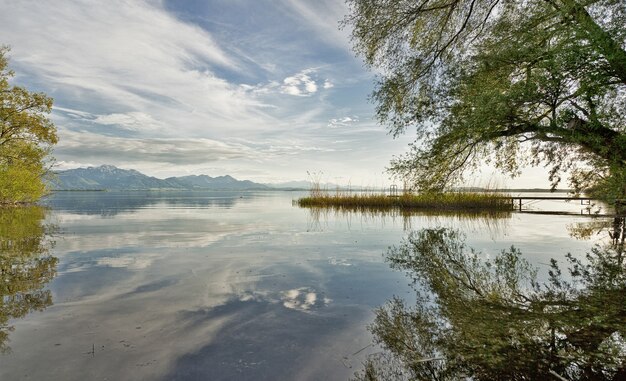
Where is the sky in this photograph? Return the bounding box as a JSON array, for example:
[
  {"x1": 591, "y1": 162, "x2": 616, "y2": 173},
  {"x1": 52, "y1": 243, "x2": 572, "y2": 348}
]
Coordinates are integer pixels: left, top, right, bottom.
[{"x1": 0, "y1": 0, "x2": 551, "y2": 187}]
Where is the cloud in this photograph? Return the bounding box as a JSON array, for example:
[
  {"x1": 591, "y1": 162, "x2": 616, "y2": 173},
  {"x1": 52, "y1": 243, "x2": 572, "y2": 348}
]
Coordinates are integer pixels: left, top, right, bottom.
[
  {"x1": 53, "y1": 107, "x2": 164, "y2": 132},
  {"x1": 93, "y1": 112, "x2": 163, "y2": 132},
  {"x1": 265, "y1": 144, "x2": 339, "y2": 155},
  {"x1": 55, "y1": 130, "x2": 253, "y2": 166},
  {"x1": 328, "y1": 116, "x2": 359, "y2": 128},
  {"x1": 281, "y1": 69, "x2": 319, "y2": 96},
  {"x1": 55, "y1": 160, "x2": 97, "y2": 170},
  {"x1": 239, "y1": 81, "x2": 281, "y2": 96},
  {"x1": 240, "y1": 69, "x2": 333, "y2": 98},
  {"x1": 4, "y1": 1, "x2": 236, "y2": 71},
  {"x1": 228, "y1": 136, "x2": 345, "y2": 157},
  {"x1": 0, "y1": 0, "x2": 278, "y2": 139}
]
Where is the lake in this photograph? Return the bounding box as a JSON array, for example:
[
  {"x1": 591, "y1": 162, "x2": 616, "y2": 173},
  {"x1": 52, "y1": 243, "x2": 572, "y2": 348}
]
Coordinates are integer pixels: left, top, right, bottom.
[{"x1": 0, "y1": 191, "x2": 620, "y2": 380}]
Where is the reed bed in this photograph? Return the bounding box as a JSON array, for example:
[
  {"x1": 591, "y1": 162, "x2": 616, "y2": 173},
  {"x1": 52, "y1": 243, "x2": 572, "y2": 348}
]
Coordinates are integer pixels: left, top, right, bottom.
[{"x1": 297, "y1": 191, "x2": 513, "y2": 212}]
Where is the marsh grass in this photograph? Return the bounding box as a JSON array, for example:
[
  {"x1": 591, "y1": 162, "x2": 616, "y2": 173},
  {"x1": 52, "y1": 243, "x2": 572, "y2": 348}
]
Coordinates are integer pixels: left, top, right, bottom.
[{"x1": 297, "y1": 191, "x2": 513, "y2": 212}]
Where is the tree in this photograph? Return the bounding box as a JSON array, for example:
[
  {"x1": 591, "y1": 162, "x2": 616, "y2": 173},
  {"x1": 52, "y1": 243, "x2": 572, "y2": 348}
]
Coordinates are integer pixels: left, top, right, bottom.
[
  {"x1": 352, "y1": 228, "x2": 626, "y2": 380},
  {"x1": 0, "y1": 46, "x2": 57, "y2": 204},
  {"x1": 345, "y1": 0, "x2": 626, "y2": 198}
]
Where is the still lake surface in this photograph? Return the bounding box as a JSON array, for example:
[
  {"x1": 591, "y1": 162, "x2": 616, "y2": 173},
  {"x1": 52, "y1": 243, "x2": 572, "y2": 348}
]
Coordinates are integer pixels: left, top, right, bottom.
[{"x1": 0, "y1": 191, "x2": 615, "y2": 380}]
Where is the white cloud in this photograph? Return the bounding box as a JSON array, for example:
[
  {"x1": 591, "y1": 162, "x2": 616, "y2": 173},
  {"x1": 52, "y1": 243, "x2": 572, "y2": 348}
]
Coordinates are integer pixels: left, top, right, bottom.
[
  {"x1": 53, "y1": 107, "x2": 94, "y2": 119},
  {"x1": 54, "y1": 107, "x2": 164, "y2": 132},
  {"x1": 5, "y1": 1, "x2": 236, "y2": 71},
  {"x1": 55, "y1": 130, "x2": 253, "y2": 165},
  {"x1": 239, "y1": 81, "x2": 281, "y2": 96},
  {"x1": 328, "y1": 116, "x2": 359, "y2": 128},
  {"x1": 55, "y1": 160, "x2": 97, "y2": 170},
  {"x1": 241, "y1": 70, "x2": 334, "y2": 98},
  {"x1": 265, "y1": 144, "x2": 339, "y2": 155},
  {"x1": 0, "y1": 0, "x2": 278, "y2": 139},
  {"x1": 93, "y1": 112, "x2": 163, "y2": 132},
  {"x1": 281, "y1": 69, "x2": 319, "y2": 96},
  {"x1": 239, "y1": 80, "x2": 299, "y2": 101}
]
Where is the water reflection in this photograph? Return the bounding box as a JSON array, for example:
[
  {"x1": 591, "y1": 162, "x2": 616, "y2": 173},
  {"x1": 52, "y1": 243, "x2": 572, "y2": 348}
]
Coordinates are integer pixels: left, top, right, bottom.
[
  {"x1": 305, "y1": 206, "x2": 510, "y2": 233},
  {"x1": 0, "y1": 192, "x2": 605, "y2": 379},
  {"x1": 43, "y1": 191, "x2": 253, "y2": 216},
  {"x1": 610, "y1": 217, "x2": 625, "y2": 246},
  {"x1": 354, "y1": 228, "x2": 626, "y2": 380},
  {"x1": 0, "y1": 206, "x2": 57, "y2": 353},
  {"x1": 569, "y1": 216, "x2": 626, "y2": 247}
]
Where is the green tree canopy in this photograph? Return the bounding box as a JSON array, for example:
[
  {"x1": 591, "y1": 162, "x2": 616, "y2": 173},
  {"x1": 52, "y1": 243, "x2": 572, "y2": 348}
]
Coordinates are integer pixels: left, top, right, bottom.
[
  {"x1": 345, "y1": 0, "x2": 626, "y2": 198},
  {"x1": 353, "y1": 227, "x2": 626, "y2": 380},
  {"x1": 0, "y1": 46, "x2": 57, "y2": 204}
]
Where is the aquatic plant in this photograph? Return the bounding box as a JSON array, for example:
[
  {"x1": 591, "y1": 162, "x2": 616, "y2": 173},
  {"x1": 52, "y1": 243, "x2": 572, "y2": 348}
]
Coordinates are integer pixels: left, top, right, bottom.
[{"x1": 297, "y1": 191, "x2": 513, "y2": 212}]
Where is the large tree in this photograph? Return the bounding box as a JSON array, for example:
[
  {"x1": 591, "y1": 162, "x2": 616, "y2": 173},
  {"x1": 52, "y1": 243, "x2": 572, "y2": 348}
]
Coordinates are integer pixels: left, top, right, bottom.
[
  {"x1": 345, "y1": 0, "x2": 626, "y2": 198},
  {"x1": 0, "y1": 46, "x2": 57, "y2": 204}
]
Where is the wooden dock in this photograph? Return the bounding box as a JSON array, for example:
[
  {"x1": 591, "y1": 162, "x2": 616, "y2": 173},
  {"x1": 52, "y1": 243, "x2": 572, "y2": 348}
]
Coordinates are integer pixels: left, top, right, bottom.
[
  {"x1": 504, "y1": 196, "x2": 608, "y2": 211},
  {"x1": 385, "y1": 185, "x2": 626, "y2": 212}
]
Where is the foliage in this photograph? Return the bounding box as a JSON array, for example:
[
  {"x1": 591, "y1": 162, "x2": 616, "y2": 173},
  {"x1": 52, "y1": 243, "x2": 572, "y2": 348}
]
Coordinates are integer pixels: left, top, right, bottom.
[
  {"x1": 0, "y1": 46, "x2": 57, "y2": 204},
  {"x1": 352, "y1": 228, "x2": 626, "y2": 380},
  {"x1": 0, "y1": 206, "x2": 58, "y2": 353},
  {"x1": 345, "y1": 0, "x2": 626, "y2": 198}
]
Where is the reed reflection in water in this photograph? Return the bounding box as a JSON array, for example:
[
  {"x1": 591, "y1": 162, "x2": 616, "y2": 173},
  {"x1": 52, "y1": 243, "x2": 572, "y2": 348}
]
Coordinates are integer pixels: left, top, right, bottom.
[
  {"x1": 304, "y1": 205, "x2": 511, "y2": 235},
  {"x1": 353, "y1": 227, "x2": 626, "y2": 381},
  {"x1": 0, "y1": 206, "x2": 57, "y2": 353}
]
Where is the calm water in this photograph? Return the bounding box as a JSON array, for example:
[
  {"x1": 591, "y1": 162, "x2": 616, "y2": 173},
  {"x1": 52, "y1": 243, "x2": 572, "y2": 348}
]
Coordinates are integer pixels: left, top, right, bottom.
[{"x1": 0, "y1": 191, "x2": 616, "y2": 380}]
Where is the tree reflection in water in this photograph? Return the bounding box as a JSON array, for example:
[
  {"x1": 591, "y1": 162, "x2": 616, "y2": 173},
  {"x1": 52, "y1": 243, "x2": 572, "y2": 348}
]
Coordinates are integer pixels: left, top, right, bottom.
[
  {"x1": 0, "y1": 206, "x2": 57, "y2": 353},
  {"x1": 353, "y1": 228, "x2": 626, "y2": 381},
  {"x1": 569, "y1": 216, "x2": 625, "y2": 247}
]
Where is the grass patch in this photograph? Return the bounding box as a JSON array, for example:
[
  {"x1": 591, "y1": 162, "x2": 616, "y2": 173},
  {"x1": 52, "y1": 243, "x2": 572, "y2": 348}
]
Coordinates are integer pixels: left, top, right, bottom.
[{"x1": 297, "y1": 191, "x2": 513, "y2": 212}]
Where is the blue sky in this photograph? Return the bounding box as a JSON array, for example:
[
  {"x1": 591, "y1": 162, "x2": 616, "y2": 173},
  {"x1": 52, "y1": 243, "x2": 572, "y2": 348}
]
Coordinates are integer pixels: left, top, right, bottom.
[{"x1": 0, "y1": 0, "x2": 549, "y2": 187}]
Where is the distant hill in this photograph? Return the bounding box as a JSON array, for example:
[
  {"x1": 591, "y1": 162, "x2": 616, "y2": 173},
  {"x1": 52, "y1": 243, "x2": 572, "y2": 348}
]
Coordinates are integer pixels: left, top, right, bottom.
[
  {"x1": 51, "y1": 165, "x2": 269, "y2": 191},
  {"x1": 264, "y1": 181, "x2": 311, "y2": 190},
  {"x1": 166, "y1": 174, "x2": 264, "y2": 190}
]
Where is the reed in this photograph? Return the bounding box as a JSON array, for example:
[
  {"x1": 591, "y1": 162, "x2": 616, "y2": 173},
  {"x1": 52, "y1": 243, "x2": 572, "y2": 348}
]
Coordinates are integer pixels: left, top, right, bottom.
[{"x1": 297, "y1": 191, "x2": 512, "y2": 212}]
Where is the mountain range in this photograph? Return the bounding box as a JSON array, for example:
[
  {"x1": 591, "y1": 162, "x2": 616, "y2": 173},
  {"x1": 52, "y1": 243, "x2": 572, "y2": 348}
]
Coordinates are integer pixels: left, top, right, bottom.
[{"x1": 50, "y1": 165, "x2": 271, "y2": 191}]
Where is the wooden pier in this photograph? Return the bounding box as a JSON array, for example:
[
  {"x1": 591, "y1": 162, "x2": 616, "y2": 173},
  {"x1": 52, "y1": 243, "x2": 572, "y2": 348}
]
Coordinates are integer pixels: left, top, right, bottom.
[
  {"x1": 384, "y1": 184, "x2": 626, "y2": 213},
  {"x1": 506, "y1": 196, "x2": 596, "y2": 211}
]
